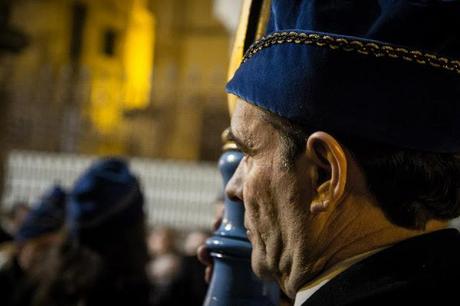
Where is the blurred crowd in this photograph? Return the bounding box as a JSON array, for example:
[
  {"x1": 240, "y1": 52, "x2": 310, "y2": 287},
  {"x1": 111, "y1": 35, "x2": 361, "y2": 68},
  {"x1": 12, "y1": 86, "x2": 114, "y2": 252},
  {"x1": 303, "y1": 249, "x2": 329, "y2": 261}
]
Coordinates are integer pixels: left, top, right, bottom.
[{"x1": 0, "y1": 158, "x2": 210, "y2": 306}]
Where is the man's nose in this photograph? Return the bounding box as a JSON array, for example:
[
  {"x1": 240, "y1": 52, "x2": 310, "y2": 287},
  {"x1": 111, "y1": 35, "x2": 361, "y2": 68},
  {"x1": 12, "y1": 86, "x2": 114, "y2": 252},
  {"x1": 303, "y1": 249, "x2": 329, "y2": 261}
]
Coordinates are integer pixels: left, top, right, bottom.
[{"x1": 225, "y1": 164, "x2": 243, "y2": 202}]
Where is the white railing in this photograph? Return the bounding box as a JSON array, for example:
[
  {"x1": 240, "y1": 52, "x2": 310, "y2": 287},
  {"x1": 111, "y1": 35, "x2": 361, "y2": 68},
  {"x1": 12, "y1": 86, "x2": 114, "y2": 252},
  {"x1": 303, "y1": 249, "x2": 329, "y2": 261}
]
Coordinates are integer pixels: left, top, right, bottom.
[{"x1": 2, "y1": 151, "x2": 222, "y2": 230}]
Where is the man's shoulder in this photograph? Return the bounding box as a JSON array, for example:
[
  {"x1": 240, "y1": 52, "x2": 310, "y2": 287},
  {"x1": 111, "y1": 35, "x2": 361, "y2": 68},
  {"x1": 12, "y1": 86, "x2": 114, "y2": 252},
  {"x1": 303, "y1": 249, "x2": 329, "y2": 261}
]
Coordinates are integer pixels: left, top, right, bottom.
[{"x1": 303, "y1": 229, "x2": 460, "y2": 306}]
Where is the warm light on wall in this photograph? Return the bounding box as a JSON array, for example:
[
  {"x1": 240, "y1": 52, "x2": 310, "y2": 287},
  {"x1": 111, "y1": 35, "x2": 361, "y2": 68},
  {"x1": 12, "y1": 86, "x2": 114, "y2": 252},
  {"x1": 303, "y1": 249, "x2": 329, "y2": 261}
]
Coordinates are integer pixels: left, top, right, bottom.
[
  {"x1": 122, "y1": 2, "x2": 155, "y2": 109},
  {"x1": 89, "y1": 77, "x2": 122, "y2": 134},
  {"x1": 81, "y1": 0, "x2": 155, "y2": 135}
]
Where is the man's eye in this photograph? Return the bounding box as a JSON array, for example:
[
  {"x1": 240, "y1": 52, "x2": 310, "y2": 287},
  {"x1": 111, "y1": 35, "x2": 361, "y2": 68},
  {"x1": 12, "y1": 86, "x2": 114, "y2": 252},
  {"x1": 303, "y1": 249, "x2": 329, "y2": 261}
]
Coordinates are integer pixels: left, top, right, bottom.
[
  {"x1": 237, "y1": 147, "x2": 247, "y2": 155},
  {"x1": 242, "y1": 151, "x2": 252, "y2": 158}
]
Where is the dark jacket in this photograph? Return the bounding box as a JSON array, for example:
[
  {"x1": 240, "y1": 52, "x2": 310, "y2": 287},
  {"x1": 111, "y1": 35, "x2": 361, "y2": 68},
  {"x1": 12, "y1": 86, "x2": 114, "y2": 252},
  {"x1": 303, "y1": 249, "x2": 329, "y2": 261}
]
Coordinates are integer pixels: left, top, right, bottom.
[{"x1": 303, "y1": 229, "x2": 460, "y2": 306}]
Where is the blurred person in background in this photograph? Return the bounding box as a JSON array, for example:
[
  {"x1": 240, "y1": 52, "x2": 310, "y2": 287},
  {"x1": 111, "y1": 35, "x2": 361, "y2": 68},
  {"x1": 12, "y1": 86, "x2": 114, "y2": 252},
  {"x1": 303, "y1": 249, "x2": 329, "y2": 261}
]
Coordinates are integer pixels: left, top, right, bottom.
[
  {"x1": 0, "y1": 202, "x2": 32, "y2": 249},
  {"x1": 148, "y1": 226, "x2": 178, "y2": 258},
  {"x1": 147, "y1": 226, "x2": 183, "y2": 306},
  {"x1": 0, "y1": 186, "x2": 66, "y2": 306},
  {"x1": 0, "y1": 215, "x2": 13, "y2": 245},
  {"x1": 4, "y1": 202, "x2": 31, "y2": 238},
  {"x1": 148, "y1": 227, "x2": 210, "y2": 306},
  {"x1": 183, "y1": 230, "x2": 208, "y2": 258},
  {"x1": 176, "y1": 230, "x2": 209, "y2": 306},
  {"x1": 33, "y1": 158, "x2": 151, "y2": 306}
]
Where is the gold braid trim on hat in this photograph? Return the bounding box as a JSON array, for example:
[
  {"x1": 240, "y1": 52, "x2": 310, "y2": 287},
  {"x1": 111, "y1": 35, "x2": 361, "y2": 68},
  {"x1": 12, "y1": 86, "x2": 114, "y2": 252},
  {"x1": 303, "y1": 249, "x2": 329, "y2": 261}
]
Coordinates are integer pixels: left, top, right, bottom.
[{"x1": 242, "y1": 31, "x2": 460, "y2": 74}]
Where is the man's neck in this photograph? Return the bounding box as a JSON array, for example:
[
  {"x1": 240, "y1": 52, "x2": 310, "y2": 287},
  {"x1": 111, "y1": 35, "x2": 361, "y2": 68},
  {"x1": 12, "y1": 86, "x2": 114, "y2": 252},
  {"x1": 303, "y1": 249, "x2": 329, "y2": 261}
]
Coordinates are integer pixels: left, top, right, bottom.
[{"x1": 282, "y1": 197, "x2": 448, "y2": 298}]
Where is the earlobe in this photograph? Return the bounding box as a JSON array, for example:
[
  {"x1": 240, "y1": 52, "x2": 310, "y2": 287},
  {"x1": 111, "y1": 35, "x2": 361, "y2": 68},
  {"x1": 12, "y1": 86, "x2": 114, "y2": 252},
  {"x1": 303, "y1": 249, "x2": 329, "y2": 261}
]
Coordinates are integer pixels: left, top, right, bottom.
[
  {"x1": 307, "y1": 132, "x2": 348, "y2": 214},
  {"x1": 310, "y1": 182, "x2": 331, "y2": 214}
]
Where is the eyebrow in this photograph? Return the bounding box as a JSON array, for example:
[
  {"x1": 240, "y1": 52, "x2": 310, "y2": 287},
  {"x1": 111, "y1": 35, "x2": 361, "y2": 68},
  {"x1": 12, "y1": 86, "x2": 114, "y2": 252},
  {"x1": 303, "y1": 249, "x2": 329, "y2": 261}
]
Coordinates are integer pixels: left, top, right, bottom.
[{"x1": 228, "y1": 129, "x2": 251, "y2": 152}]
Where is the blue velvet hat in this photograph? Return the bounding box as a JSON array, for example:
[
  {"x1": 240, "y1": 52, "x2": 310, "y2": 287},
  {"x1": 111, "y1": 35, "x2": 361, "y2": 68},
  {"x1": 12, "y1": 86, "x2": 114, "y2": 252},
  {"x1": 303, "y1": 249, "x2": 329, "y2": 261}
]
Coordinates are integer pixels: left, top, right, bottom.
[
  {"x1": 67, "y1": 158, "x2": 144, "y2": 236},
  {"x1": 16, "y1": 185, "x2": 66, "y2": 243},
  {"x1": 226, "y1": 0, "x2": 460, "y2": 152}
]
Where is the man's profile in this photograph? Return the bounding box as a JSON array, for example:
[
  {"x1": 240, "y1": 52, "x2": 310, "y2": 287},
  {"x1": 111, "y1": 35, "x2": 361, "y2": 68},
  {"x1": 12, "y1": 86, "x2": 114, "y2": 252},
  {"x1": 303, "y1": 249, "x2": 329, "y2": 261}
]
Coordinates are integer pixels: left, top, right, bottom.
[{"x1": 216, "y1": 0, "x2": 460, "y2": 305}]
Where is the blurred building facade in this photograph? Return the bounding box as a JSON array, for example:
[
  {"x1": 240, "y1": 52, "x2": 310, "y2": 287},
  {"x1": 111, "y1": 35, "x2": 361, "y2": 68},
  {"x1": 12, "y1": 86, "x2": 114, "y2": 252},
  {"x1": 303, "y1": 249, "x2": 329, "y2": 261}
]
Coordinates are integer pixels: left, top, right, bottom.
[
  {"x1": 148, "y1": 0, "x2": 230, "y2": 161},
  {"x1": 4, "y1": 0, "x2": 154, "y2": 154},
  {"x1": 2, "y1": 0, "x2": 231, "y2": 162}
]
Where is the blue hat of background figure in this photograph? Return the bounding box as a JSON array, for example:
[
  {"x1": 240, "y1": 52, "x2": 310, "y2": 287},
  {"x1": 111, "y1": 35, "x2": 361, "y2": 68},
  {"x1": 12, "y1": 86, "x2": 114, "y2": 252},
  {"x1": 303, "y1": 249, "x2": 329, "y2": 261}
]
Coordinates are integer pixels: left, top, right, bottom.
[
  {"x1": 15, "y1": 185, "x2": 67, "y2": 243},
  {"x1": 226, "y1": 0, "x2": 460, "y2": 152},
  {"x1": 67, "y1": 157, "x2": 144, "y2": 237}
]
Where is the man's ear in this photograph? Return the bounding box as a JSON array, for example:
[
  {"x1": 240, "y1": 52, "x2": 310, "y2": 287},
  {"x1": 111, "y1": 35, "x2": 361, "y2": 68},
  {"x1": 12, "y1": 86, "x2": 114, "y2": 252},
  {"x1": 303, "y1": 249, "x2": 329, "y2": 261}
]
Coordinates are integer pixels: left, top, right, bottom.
[{"x1": 306, "y1": 132, "x2": 347, "y2": 214}]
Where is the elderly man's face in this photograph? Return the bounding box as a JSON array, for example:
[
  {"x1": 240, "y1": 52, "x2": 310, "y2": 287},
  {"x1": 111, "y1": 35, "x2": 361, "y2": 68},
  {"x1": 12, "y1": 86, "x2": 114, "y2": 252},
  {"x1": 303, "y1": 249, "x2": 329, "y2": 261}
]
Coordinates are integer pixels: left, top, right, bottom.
[{"x1": 226, "y1": 100, "x2": 316, "y2": 282}]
